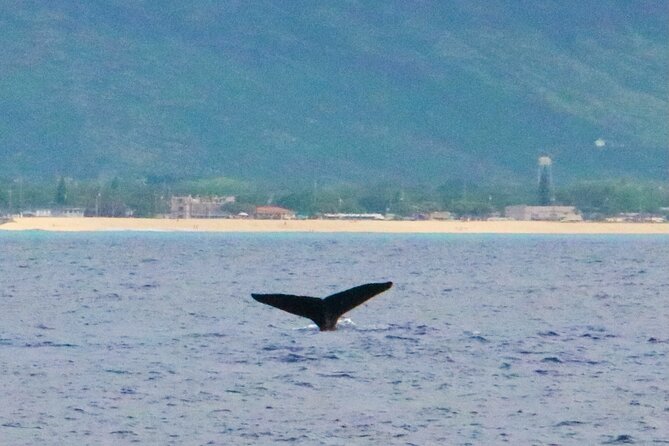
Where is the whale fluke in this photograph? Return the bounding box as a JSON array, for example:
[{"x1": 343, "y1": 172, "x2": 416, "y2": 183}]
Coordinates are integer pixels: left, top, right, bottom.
[{"x1": 251, "y1": 282, "x2": 393, "y2": 331}]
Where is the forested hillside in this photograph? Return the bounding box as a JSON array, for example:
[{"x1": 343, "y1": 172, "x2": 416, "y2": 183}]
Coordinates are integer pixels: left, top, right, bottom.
[{"x1": 1, "y1": 0, "x2": 667, "y2": 186}]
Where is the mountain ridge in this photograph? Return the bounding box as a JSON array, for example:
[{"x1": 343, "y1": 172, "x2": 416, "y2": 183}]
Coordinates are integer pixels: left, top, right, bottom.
[{"x1": 1, "y1": 0, "x2": 667, "y2": 185}]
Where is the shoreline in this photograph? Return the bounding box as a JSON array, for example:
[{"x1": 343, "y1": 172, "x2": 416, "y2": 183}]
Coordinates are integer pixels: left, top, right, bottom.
[{"x1": 1, "y1": 217, "x2": 668, "y2": 234}]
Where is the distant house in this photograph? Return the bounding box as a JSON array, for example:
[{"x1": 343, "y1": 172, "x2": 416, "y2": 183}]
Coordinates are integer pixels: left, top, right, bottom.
[
  {"x1": 22, "y1": 208, "x2": 84, "y2": 218},
  {"x1": 321, "y1": 213, "x2": 385, "y2": 220},
  {"x1": 505, "y1": 205, "x2": 582, "y2": 221},
  {"x1": 254, "y1": 206, "x2": 296, "y2": 220},
  {"x1": 170, "y1": 195, "x2": 236, "y2": 218},
  {"x1": 429, "y1": 211, "x2": 453, "y2": 221},
  {"x1": 59, "y1": 208, "x2": 85, "y2": 218},
  {"x1": 606, "y1": 213, "x2": 666, "y2": 223},
  {"x1": 34, "y1": 209, "x2": 53, "y2": 217}
]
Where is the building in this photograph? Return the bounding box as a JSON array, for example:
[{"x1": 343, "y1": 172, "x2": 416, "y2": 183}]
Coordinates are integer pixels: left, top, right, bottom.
[
  {"x1": 606, "y1": 213, "x2": 666, "y2": 223},
  {"x1": 32, "y1": 209, "x2": 52, "y2": 217},
  {"x1": 170, "y1": 195, "x2": 235, "y2": 218},
  {"x1": 429, "y1": 211, "x2": 453, "y2": 221},
  {"x1": 254, "y1": 206, "x2": 296, "y2": 220},
  {"x1": 321, "y1": 213, "x2": 385, "y2": 220},
  {"x1": 21, "y1": 208, "x2": 84, "y2": 218},
  {"x1": 505, "y1": 205, "x2": 582, "y2": 221},
  {"x1": 59, "y1": 208, "x2": 85, "y2": 217}
]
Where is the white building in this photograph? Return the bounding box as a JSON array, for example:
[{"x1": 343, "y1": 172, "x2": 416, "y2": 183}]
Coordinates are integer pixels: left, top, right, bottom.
[
  {"x1": 429, "y1": 211, "x2": 453, "y2": 221},
  {"x1": 321, "y1": 213, "x2": 385, "y2": 220},
  {"x1": 22, "y1": 208, "x2": 84, "y2": 217},
  {"x1": 505, "y1": 205, "x2": 582, "y2": 221},
  {"x1": 170, "y1": 195, "x2": 236, "y2": 218}
]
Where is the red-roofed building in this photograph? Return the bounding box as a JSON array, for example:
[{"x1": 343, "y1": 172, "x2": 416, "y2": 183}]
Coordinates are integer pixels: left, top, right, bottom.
[{"x1": 254, "y1": 206, "x2": 296, "y2": 220}]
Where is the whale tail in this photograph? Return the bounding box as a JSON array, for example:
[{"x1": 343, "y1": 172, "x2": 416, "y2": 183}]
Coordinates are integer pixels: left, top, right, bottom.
[{"x1": 252, "y1": 282, "x2": 393, "y2": 331}]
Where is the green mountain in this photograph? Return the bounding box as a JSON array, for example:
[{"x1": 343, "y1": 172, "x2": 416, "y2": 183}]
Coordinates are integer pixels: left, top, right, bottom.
[{"x1": 1, "y1": 0, "x2": 667, "y2": 186}]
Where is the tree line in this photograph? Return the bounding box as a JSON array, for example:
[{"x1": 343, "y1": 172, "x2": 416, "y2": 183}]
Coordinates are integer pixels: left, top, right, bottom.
[{"x1": 1, "y1": 176, "x2": 667, "y2": 219}]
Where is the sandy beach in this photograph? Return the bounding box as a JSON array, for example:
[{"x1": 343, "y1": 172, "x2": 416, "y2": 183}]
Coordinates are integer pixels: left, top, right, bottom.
[{"x1": 1, "y1": 217, "x2": 668, "y2": 234}]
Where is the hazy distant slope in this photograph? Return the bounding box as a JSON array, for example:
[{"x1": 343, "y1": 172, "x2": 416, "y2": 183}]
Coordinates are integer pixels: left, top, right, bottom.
[{"x1": 1, "y1": 0, "x2": 667, "y2": 184}]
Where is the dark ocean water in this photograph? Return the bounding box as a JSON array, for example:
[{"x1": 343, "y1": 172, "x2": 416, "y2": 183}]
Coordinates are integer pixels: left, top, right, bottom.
[{"x1": 0, "y1": 232, "x2": 667, "y2": 445}]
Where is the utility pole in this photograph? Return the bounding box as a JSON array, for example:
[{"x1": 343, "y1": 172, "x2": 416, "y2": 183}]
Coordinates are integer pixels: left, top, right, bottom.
[{"x1": 17, "y1": 178, "x2": 23, "y2": 213}]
